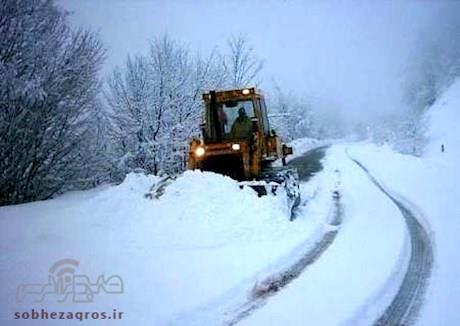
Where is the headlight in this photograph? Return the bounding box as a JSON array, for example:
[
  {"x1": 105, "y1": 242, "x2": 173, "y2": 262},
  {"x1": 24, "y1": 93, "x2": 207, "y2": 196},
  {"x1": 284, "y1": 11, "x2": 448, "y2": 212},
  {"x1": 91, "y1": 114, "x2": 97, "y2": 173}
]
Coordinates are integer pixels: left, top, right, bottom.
[
  {"x1": 231, "y1": 143, "x2": 240, "y2": 151},
  {"x1": 195, "y1": 147, "x2": 205, "y2": 157},
  {"x1": 242, "y1": 89, "x2": 250, "y2": 95}
]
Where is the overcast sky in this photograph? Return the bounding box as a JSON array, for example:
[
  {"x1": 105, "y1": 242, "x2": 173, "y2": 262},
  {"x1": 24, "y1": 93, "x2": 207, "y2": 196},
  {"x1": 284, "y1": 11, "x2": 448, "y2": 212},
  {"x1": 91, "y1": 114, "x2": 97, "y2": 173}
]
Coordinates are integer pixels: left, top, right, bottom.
[{"x1": 58, "y1": 0, "x2": 459, "y2": 124}]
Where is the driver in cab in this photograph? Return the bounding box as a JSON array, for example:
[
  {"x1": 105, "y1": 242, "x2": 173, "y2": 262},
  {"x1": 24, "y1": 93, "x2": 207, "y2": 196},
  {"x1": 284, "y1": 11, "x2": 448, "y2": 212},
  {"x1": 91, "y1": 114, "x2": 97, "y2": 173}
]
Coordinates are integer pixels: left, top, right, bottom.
[{"x1": 231, "y1": 107, "x2": 252, "y2": 139}]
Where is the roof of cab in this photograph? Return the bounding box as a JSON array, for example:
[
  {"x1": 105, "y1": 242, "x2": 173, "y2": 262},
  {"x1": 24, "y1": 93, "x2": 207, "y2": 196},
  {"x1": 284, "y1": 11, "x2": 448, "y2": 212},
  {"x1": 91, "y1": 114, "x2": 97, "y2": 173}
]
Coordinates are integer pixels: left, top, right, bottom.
[{"x1": 202, "y1": 87, "x2": 263, "y2": 102}]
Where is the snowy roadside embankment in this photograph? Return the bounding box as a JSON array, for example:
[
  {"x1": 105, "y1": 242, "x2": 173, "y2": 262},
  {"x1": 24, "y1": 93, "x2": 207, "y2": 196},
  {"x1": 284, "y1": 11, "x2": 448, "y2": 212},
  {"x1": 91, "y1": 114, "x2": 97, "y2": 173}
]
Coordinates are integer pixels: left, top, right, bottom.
[
  {"x1": 0, "y1": 165, "x2": 333, "y2": 325},
  {"x1": 347, "y1": 79, "x2": 460, "y2": 325},
  {"x1": 348, "y1": 142, "x2": 459, "y2": 325},
  {"x1": 288, "y1": 137, "x2": 331, "y2": 162}
]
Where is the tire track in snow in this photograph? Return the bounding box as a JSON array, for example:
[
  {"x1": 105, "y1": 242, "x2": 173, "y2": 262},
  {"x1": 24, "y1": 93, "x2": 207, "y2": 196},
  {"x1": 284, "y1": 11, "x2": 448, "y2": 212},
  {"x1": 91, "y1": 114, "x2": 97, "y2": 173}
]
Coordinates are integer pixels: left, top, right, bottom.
[
  {"x1": 349, "y1": 156, "x2": 433, "y2": 326},
  {"x1": 225, "y1": 190, "x2": 343, "y2": 325}
]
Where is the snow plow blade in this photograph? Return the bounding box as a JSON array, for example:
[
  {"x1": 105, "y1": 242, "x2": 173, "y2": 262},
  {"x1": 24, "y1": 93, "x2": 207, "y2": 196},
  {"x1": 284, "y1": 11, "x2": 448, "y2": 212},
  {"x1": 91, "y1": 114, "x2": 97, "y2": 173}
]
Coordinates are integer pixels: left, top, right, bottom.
[{"x1": 239, "y1": 167, "x2": 301, "y2": 220}]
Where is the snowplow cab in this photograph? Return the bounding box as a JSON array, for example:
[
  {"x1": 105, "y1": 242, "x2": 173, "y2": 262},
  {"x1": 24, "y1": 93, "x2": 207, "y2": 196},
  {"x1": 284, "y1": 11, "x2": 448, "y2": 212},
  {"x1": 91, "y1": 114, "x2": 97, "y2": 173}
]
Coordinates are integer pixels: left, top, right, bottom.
[{"x1": 187, "y1": 87, "x2": 293, "y2": 181}]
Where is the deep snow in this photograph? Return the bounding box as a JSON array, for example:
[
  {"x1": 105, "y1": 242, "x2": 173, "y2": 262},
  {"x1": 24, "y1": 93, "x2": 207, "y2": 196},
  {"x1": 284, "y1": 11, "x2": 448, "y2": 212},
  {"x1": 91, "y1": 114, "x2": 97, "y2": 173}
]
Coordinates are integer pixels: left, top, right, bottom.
[
  {"x1": 1, "y1": 79, "x2": 459, "y2": 325},
  {"x1": 0, "y1": 165, "x2": 335, "y2": 325}
]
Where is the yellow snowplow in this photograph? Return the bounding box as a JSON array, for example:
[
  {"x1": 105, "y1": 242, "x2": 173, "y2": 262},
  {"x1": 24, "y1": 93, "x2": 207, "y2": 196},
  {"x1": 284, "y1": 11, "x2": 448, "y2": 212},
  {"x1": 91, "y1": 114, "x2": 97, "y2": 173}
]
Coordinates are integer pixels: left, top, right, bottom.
[{"x1": 187, "y1": 87, "x2": 300, "y2": 217}]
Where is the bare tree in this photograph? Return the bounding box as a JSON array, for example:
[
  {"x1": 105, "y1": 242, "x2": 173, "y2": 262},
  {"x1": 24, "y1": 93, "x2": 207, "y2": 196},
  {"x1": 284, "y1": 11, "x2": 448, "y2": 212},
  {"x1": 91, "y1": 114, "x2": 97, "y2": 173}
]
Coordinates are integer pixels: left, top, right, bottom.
[{"x1": 224, "y1": 35, "x2": 264, "y2": 88}]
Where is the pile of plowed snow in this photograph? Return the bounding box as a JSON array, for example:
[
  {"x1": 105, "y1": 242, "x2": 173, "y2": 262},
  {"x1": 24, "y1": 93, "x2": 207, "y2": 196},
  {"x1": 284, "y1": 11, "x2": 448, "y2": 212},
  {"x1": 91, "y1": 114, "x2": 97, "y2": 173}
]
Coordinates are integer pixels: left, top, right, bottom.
[
  {"x1": 149, "y1": 170, "x2": 300, "y2": 246},
  {"x1": 68, "y1": 170, "x2": 302, "y2": 248},
  {"x1": 1, "y1": 165, "x2": 332, "y2": 325}
]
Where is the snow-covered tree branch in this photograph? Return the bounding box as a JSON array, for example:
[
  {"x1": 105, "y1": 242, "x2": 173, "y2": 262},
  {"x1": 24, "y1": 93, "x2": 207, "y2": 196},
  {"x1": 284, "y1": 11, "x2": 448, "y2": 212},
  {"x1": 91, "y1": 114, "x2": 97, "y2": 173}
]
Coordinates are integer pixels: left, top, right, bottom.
[
  {"x1": 106, "y1": 35, "x2": 231, "y2": 178},
  {"x1": 224, "y1": 35, "x2": 264, "y2": 88},
  {"x1": 0, "y1": 0, "x2": 106, "y2": 205}
]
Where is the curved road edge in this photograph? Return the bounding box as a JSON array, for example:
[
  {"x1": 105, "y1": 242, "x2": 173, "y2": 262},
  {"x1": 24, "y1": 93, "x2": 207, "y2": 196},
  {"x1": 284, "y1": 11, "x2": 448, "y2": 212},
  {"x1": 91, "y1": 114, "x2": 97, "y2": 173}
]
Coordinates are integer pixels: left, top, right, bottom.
[
  {"x1": 348, "y1": 154, "x2": 434, "y2": 326},
  {"x1": 225, "y1": 188, "x2": 343, "y2": 325}
]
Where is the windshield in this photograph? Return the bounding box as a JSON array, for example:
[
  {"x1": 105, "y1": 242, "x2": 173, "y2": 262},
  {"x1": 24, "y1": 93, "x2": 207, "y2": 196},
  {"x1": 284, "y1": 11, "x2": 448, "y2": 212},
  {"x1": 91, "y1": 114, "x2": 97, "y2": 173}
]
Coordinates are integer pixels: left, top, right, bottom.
[
  {"x1": 204, "y1": 99, "x2": 255, "y2": 141},
  {"x1": 219, "y1": 100, "x2": 254, "y2": 137}
]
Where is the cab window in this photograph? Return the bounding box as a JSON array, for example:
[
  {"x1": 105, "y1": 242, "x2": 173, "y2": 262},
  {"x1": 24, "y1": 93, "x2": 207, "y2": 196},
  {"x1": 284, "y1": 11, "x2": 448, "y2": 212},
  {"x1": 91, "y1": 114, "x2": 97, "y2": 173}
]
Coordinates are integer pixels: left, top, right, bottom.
[
  {"x1": 220, "y1": 100, "x2": 254, "y2": 137},
  {"x1": 259, "y1": 99, "x2": 270, "y2": 135}
]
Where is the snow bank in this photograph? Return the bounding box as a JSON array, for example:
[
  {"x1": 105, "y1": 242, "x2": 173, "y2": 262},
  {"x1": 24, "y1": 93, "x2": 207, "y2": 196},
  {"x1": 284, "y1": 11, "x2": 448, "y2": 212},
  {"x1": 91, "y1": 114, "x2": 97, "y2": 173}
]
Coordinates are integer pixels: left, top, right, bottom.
[
  {"x1": 0, "y1": 167, "x2": 332, "y2": 325},
  {"x1": 117, "y1": 172, "x2": 159, "y2": 193},
  {"x1": 152, "y1": 170, "x2": 292, "y2": 247},
  {"x1": 288, "y1": 137, "x2": 330, "y2": 161}
]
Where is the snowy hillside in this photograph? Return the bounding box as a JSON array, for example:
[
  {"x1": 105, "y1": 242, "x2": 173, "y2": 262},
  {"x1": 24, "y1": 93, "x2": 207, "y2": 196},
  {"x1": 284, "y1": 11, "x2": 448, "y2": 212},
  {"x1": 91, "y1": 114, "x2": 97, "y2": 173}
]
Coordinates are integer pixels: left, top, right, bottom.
[
  {"x1": 425, "y1": 79, "x2": 460, "y2": 158},
  {"x1": 346, "y1": 79, "x2": 460, "y2": 325}
]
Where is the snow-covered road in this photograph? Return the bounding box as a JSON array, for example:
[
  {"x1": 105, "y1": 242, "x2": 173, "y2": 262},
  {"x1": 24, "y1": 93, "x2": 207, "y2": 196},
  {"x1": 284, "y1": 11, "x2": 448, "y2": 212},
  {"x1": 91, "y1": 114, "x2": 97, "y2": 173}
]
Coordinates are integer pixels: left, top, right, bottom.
[
  {"x1": 239, "y1": 145, "x2": 414, "y2": 325},
  {"x1": 348, "y1": 154, "x2": 433, "y2": 326},
  {"x1": 0, "y1": 144, "x2": 442, "y2": 326},
  {"x1": 225, "y1": 162, "x2": 342, "y2": 325}
]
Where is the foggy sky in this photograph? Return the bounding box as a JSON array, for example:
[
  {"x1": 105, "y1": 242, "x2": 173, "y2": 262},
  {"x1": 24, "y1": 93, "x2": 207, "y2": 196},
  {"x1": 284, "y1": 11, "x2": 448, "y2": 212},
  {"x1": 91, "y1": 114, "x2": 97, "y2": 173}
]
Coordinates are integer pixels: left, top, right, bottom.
[{"x1": 58, "y1": 0, "x2": 459, "y2": 124}]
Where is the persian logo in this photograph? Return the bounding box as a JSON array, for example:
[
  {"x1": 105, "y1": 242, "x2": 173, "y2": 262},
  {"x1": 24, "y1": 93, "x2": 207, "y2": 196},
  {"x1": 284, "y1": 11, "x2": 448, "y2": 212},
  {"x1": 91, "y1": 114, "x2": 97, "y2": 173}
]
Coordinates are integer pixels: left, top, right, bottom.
[{"x1": 16, "y1": 259, "x2": 124, "y2": 303}]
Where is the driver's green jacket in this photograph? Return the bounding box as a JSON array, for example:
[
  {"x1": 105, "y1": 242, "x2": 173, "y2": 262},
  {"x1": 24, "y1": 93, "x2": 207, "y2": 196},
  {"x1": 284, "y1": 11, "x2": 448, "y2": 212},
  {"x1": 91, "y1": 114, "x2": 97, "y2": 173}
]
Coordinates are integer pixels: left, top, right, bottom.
[{"x1": 230, "y1": 117, "x2": 252, "y2": 139}]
